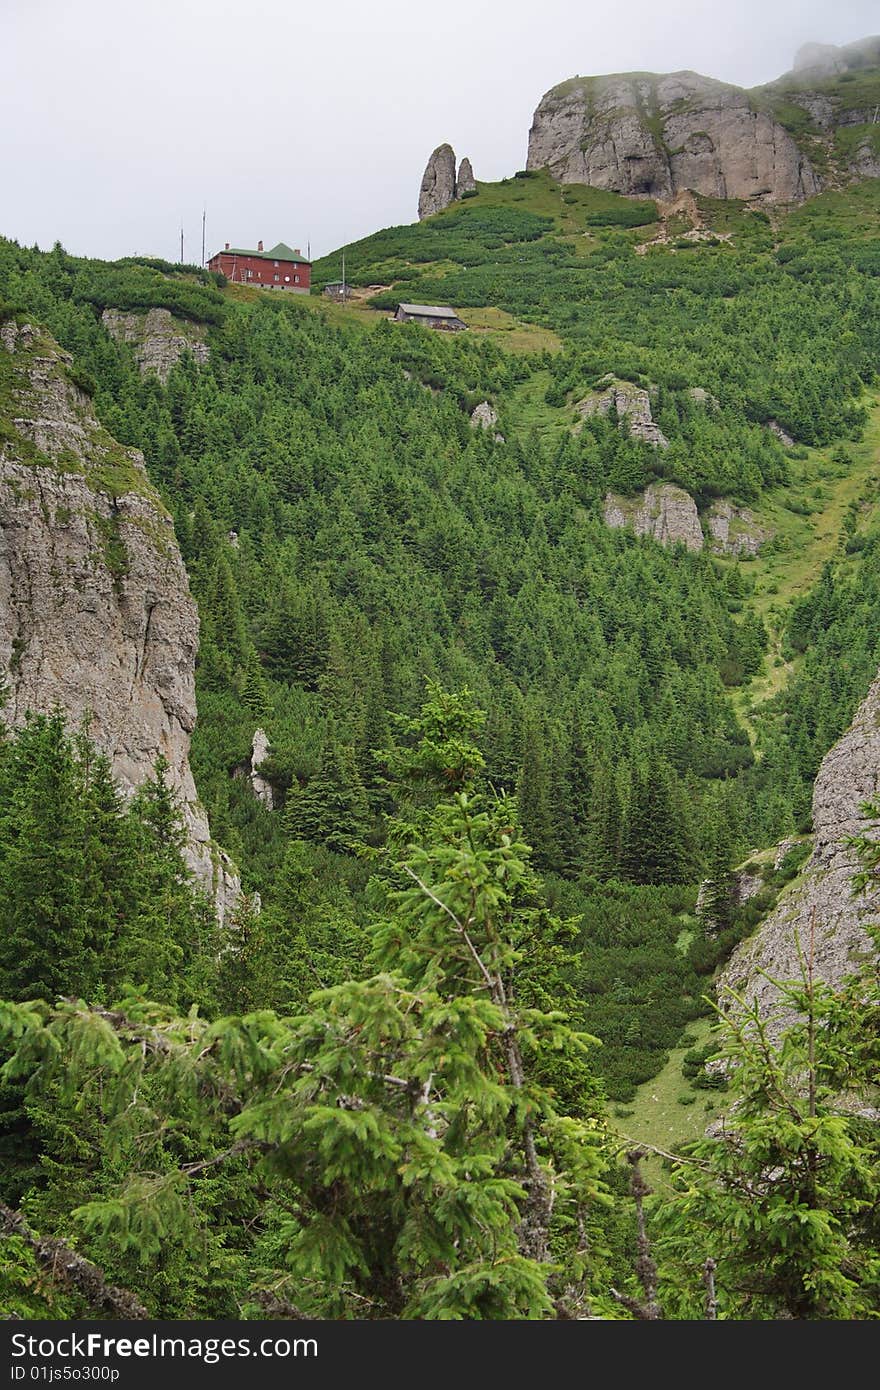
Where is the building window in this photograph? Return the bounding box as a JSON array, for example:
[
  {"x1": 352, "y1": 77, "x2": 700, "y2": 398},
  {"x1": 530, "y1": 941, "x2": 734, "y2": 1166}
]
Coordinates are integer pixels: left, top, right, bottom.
[
  {"x1": 284, "y1": 275, "x2": 290, "y2": 282},
  {"x1": 274, "y1": 260, "x2": 279, "y2": 267},
  {"x1": 294, "y1": 274, "x2": 300, "y2": 283},
  {"x1": 246, "y1": 269, "x2": 252, "y2": 279},
  {"x1": 274, "y1": 273, "x2": 280, "y2": 281}
]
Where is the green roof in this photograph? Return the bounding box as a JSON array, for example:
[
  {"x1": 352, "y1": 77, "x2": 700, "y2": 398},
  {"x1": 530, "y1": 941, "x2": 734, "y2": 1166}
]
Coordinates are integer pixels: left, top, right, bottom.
[{"x1": 219, "y1": 242, "x2": 311, "y2": 264}]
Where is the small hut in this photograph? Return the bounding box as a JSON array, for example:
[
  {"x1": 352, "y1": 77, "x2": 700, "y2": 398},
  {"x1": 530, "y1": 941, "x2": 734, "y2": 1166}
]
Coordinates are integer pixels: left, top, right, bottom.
[{"x1": 394, "y1": 303, "x2": 466, "y2": 331}]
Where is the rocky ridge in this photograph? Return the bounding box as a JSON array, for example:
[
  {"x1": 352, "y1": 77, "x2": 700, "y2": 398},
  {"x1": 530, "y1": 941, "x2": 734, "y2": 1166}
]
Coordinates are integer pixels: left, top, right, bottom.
[
  {"x1": 102, "y1": 307, "x2": 210, "y2": 383},
  {"x1": 718, "y1": 668, "x2": 880, "y2": 1029},
  {"x1": 0, "y1": 319, "x2": 239, "y2": 922},
  {"x1": 526, "y1": 39, "x2": 880, "y2": 203},
  {"x1": 705, "y1": 500, "x2": 772, "y2": 557}
]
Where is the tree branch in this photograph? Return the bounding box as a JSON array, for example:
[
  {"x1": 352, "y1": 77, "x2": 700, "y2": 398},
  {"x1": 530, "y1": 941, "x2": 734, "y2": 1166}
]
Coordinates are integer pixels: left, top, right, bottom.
[{"x1": 0, "y1": 1204, "x2": 148, "y2": 1319}]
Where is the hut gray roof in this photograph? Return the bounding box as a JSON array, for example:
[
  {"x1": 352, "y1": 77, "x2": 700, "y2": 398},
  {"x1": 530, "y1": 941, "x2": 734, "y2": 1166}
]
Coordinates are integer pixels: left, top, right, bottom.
[{"x1": 397, "y1": 303, "x2": 460, "y2": 318}]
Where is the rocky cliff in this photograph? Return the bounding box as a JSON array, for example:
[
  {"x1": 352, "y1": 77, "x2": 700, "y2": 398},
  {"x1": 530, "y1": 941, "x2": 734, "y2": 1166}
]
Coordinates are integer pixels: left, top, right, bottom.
[
  {"x1": 527, "y1": 70, "x2": 819, "y2": 202},
  {"x1": 603, "y1": 482, "x2": 704, "y2": 551},
  {"x1": 602, "y1": 483, "x2": 771, "y2": 555},
  {"x1": 718, "y1": 669, "x2": 880, "y2": 1028},
  {"x1": 526, "y1": 38, "x2": 880, "y2": 202},
  {"x1": 576, "y1": 377, "x2": 669, "y2": 448},
  {"x1": 0, "y1": 318, "x2": 239, "y2": 922},
  {"x1": 101, "y1": 308, "x2": 209, "y2": 383}
]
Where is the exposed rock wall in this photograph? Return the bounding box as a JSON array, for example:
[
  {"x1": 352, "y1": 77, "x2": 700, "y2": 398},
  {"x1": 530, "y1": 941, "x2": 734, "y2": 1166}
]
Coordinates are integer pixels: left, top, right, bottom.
[
  {"x1": 718, "y1": 670, "x2": 880, "y2": 1029},
  {"x1": 101, "y1": 308, "x2": 209, "y2": 383},
  {"x1": 576, "y1": 377, "x2": 669, "y2": 448},
  {"x1": 603, "y1": 482, "x2": 703, "y2": 551},
  {"x1": 706, "y1": 500, "x2": 772, "y2": 556},
  {"x1": 0, "y1": 320, "x2": 239, "y2": 922},
  {"x1": 527, "y1": 70, "x2": 819, "y2": 202}
]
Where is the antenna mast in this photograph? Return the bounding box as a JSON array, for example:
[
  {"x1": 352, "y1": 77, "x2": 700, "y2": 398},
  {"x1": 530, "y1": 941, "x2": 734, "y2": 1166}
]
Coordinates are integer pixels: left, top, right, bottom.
[
  {"x1": 201, "y1": 207, "x2": 206, "y2": 266},
  {"x1": 180, "y1": 223, "x2": 184, "y2": 264}
]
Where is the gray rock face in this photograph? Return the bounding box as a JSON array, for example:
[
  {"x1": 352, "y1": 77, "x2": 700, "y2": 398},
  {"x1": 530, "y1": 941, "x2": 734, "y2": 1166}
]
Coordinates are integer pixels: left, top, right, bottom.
[
  {"x1": 706, "y1": 499, "x2": 772, "y2": 556},
  {"x1": 456, "y1": 157, "x2": 476, "y2": 196},
  {"x1": 718, "y1": 669, "x2": 880, "y2": 1031},
  {"x1": 767, "y1": 419, "x2": 794, "y2": 447},
  {"x1": 102, "y1": 308, "x2": 209, "y2": 384},
  {"x1": 576, "y1": 377, "x2": 669, "y2": 448},
  {"x1": 471, "y1": 401, "x2": 498, "y2": 430},
  {"x1": 603, "y1": 482, "x2": 703, "y2": 551},
  {"x1": 0, "y1": 321, "x2": 239, "y2": 923},
  {"x1": 418, "y1": 144, "x2": 458, "y2": 220},
  {"x1": 527, "y1": 70, "x2": 819, "y2": 203},
  {"x1": 249, "y1": 728, "x2": 275, "y2": 810}
]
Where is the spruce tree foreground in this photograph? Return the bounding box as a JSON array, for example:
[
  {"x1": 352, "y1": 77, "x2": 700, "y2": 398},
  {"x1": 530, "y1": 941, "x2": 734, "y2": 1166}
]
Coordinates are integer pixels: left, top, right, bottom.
[{"x1": 0, "y1": 698, "x2": 877, "y2": 1319}]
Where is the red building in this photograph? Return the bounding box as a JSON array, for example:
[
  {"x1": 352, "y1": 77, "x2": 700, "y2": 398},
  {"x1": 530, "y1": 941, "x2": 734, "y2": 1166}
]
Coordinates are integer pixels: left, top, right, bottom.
[{"x1": 207, "y1": 240, "x2": 311, "y2": 293}]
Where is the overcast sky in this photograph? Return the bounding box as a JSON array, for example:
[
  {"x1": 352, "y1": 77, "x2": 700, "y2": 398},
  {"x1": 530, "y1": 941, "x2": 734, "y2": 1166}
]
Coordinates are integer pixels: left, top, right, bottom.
[{"x1": 2, "y1": 0, "x2": 877, "y2": 265}]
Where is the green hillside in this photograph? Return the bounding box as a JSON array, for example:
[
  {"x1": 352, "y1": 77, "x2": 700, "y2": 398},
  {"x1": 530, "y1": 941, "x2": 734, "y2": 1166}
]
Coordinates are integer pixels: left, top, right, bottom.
[{"x1": 1, "y1": 166, "x2": 879, "y2": 1318}]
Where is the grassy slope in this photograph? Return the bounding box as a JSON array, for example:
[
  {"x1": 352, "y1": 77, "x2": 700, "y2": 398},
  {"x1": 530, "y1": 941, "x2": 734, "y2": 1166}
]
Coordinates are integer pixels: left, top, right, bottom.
[
  {"x1": 731, "y1": 390, "x2": 880, "y2": 718},
  {"x1": 615, "y1": 1016, "x2": 717, "y2": 1186}
]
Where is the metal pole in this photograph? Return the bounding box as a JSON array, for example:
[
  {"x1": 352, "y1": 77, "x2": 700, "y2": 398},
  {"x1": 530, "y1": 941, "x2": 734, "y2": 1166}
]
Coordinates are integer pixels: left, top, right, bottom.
[{"x1": 202, "y1": 208, "x2": 206, "y2": 266}]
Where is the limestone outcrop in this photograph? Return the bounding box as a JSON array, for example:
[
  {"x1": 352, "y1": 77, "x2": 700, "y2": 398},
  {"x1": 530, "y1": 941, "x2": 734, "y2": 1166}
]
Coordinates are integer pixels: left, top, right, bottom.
[
  {"x1": 576, "y1": 377, "x2": 669, "y2": 448},
  {"x1": 603, "y1": 482, "x2": 703, "y2": 551},
  {"x1": 418, "y1": 144, "x2": 458, "y2": 219},
  {"x1": 718, "y1": 669, "x2": 880, "y2": 1030},
  {"x1": 527, "y1": 70, "x2": 819, "y2": 203},
  {"x1": 456, "y1": 157, "x2": 477, "y2": 196},
  {"x1": 249, "y1": 728, "x2": 275, "y2": 810},
  {"x1": 101, "y1": 308, "x2": 209, "y2": 383},
  {"x1": 706, "y1": 500, "x2": 772, "y2": 556},
  {"x1": 418, "y1": 146, "x2": 478, "y2": 218},
  {"x1": 0, "y1": 319, "x2": 239, "y2": 922}
]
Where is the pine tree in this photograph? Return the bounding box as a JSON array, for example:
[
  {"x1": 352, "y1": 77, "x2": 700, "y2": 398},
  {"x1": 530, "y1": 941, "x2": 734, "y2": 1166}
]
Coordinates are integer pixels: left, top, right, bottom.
[
  {"x1": 656, "y1": 935, "x2": 880, "y2": 1319},
  {"x1": 0, "y1": 715, "x2": 93, "y2": 1000},
  {"x1": 621, "y1": 757, "x2": 695, "y2": 886}
]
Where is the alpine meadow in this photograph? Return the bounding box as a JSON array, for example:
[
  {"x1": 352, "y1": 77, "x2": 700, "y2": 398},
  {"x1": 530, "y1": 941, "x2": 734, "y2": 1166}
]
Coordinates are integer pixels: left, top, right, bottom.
[{"x1": 1, "y1": 24, "x2": 880, "y2": 1325}]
